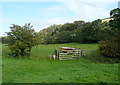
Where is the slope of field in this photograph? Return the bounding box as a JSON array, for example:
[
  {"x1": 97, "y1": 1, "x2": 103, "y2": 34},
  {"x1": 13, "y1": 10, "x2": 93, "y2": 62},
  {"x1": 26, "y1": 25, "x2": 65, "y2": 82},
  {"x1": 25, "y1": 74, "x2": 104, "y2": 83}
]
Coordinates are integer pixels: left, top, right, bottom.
[{"x1": 2, "y1": 43, "x2": 119, "y2": 83}]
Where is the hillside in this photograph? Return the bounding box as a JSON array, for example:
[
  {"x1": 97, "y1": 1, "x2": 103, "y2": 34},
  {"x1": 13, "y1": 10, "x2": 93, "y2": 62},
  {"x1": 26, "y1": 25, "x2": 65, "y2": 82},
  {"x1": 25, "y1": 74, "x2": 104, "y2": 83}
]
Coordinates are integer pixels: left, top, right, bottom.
[{"x1": 2, "y1": 43, "x2": 119, "y2": 83}]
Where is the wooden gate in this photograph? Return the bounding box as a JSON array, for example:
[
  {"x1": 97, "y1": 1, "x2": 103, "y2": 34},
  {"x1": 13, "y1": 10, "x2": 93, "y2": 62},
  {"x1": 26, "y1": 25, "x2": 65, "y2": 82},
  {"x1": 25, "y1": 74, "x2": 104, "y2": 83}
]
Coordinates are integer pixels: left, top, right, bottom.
[{"x1": 54, "y1": 49, "x2": 82, "y2": 60}]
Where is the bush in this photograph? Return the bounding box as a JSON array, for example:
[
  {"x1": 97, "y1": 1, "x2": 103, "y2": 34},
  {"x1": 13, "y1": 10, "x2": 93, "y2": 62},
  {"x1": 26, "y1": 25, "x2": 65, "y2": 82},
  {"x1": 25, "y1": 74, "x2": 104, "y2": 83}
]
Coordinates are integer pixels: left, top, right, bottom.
[
  {"x1": 99, "y1": 8, "x2": 120, "y2": 58},
  {"x1": 6, "y1": 23, "x2": 39, "y2": 57},
  {"x1": 99, "y1": 33, "x2": 120, "y2": 58}
]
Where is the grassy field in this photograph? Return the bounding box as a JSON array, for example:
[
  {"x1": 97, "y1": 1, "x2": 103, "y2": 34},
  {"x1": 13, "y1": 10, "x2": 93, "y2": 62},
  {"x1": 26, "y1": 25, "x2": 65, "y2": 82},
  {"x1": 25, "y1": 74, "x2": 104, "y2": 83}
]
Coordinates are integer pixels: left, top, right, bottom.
[
  {"x1": 0, "y1": 43, "x2": 2, "y2": 84},
  {"x1": 2, "y1": 43, "x2": 119, "y2": 83}
]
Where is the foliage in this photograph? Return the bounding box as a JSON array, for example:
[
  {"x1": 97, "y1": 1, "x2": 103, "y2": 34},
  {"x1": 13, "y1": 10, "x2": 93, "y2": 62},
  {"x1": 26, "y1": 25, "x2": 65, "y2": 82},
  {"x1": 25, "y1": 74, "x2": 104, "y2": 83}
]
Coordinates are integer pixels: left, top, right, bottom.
[
  {"x1": 54, "y1": 31, "x2": 72, "y2": 43},
  {"x1": 38, "y1": 19, "x2": 112, "y2": 44},
  {"x1": 38, "y1": 24, "x2": 62, "y2": 44},
  {"x1": 0, "y1": 36, "x2": 8, "y2": 43},
  {"x1": 6, "y1": 23, "x2": 39, "y2": 57},
  {"x1": 109, "y1": 8, "x2": 120, "y2": 32},
  {"x1": 38, "y1": 21, "x2": 88, "y2": 44},
  {"x1": 99, "y1": 32, "x2": 120, "y2": 58},
  {"x1": 99, "y1": 8, "x2": 120, "y2": 58},
  {"x1": 75, "y1": 22, "x2": 93, "y2": 43},
  {"x1": 99, "y1": 41, "x2": 120, "y2": 57},
  {"x1": 75, "y1": 20, "x2": 111, "y2": 43}
]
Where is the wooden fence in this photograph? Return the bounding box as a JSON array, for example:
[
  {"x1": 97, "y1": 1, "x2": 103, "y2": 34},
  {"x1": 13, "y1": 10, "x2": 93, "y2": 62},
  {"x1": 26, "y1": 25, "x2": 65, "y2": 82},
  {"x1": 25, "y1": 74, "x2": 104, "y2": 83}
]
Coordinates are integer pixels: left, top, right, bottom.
[{"x1": 54, "y1": 49, "x2": 82, "y2": 60}]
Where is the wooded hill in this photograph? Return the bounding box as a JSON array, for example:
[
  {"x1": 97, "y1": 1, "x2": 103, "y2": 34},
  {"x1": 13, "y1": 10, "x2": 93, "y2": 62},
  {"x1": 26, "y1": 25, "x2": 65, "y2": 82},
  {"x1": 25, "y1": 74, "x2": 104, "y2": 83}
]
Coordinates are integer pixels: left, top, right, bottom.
[{"x1": 38, "y1": 19, "x2": 113, "y2": 44}]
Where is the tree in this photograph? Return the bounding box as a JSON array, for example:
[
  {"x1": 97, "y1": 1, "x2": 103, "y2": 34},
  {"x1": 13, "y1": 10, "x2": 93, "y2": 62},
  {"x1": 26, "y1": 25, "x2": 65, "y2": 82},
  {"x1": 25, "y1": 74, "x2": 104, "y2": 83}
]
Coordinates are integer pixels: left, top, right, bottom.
[
  {"x1": 99, "y1": 8, "x2": 120, "y2": 57},
  {"x1": 95, "y1": 22, "x2": 113, "y2": 41},
  {"x1": 109, "y1": 8, "x2": 120, "y2": 32},
  {"x1": 60, "y1": 23, "x2": 74, "y2": 31},
  {"x1": 38, "y1": 24, "x2": 62, "y2": 44},
  {"x1": 55, "y1": 31, "x2": 72, "y2": 43},
  {"x1": 75, "y1": 19, "x2": 115, "y2": 43},
  {"x1": 75, "y1": 22, "x2": 93, "y2": 43},
  {"x1": 90, "y1": 19, "x2": 112, "y2": 42},
  {"x1": 6, "y1": 23, "x2": 39, "y2": 57}
]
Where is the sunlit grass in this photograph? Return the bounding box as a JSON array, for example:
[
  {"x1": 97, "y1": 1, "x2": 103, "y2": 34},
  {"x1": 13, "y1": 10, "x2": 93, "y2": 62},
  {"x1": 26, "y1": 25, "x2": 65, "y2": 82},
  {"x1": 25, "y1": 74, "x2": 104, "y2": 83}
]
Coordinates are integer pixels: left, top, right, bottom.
[{"x1": 2, "y1": 43, "x2": 119, "y2": 83}]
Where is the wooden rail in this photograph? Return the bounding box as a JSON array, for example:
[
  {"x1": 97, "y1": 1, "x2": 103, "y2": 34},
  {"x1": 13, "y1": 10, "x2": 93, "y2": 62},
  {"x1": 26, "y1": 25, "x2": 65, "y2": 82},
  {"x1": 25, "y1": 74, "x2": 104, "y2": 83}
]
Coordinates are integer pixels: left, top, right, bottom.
[{"x1": 55, "y1": 49, "x2": 82, "y2": 60}]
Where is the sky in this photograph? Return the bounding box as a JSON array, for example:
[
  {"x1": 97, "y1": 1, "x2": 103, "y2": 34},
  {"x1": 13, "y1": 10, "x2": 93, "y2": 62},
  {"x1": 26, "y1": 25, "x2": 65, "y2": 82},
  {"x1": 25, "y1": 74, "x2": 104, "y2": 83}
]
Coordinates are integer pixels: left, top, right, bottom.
[{"x1": 0, "y1": 0, "x2": 119, "y2": 36}]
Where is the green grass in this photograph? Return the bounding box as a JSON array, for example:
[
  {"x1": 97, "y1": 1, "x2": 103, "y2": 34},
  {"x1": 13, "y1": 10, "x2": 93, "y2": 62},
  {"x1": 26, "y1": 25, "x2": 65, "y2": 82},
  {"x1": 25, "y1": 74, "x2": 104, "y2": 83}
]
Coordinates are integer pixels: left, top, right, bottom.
[
  {"x1": 30, "y1": 43, "x2": 98, "y2": 59},
  {"x1": 0, "y1": 43, "x2": 2, "y2": 84},
  {"x1": 2, "y1": 43, "x2": 119, "y2": 83}
]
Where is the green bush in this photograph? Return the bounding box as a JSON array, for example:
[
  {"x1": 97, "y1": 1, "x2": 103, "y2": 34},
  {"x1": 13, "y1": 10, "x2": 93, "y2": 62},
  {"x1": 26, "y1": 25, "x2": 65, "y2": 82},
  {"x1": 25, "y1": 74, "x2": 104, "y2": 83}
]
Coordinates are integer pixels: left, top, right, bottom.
[{"x1": 6, "y1": 23, "x2": 39, "y2": 57}]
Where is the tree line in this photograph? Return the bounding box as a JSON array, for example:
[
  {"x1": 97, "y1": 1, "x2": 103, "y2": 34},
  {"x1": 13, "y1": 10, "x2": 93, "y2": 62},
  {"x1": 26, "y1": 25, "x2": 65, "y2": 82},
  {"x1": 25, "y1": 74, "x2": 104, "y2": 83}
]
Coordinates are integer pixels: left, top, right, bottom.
[
  {"x1": 0, "y1": 8, "x2": 120, "y2": 58},
  {"x1": 38, "y1": 20, "x2": 112, "y2": 44}
]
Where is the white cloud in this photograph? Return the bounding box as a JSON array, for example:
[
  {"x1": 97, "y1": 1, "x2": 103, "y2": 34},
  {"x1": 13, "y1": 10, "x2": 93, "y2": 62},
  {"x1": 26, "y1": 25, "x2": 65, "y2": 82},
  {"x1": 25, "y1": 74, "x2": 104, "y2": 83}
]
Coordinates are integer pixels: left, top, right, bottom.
[
  {"x1": 30, "y1": 17, "x2": 76, "y2": 32},
  {"x1": 38, "y1": 6, "x2": 65, "y2": 18},
  {"x1": 63, "y1": 1, "x2": 115, "y2": 21}
]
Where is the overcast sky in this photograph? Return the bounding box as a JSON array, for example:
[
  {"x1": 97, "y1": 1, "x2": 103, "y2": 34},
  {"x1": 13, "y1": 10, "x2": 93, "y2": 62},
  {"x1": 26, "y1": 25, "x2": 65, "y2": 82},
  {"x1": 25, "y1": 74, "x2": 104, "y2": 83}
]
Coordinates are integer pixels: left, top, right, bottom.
[{"x1": 0, "y1": 0, "x2": 119, "y2": 36}]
